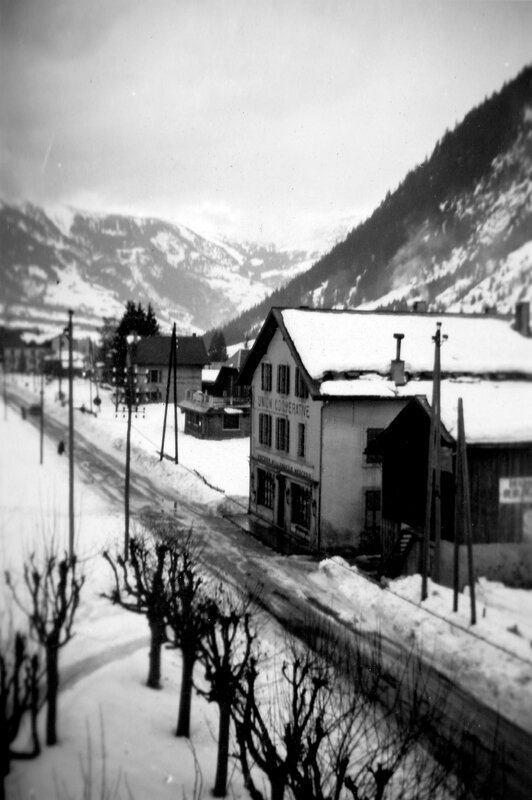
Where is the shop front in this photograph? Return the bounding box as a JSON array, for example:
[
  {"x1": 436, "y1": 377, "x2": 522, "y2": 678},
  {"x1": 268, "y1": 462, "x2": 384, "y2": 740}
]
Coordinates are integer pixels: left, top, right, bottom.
[{"x1": 250, "y1": 454, "x2": 319, "y2": 550}]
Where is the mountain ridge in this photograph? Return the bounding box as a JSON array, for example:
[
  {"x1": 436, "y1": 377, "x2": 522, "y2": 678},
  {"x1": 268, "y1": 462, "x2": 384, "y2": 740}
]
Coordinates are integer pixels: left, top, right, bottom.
[
  {"x1": 0, "y1": 200, "x2": 321, "y2": 337},
  {"x1": 217, "y1": 65, "x2": 532, "y2": 344}
]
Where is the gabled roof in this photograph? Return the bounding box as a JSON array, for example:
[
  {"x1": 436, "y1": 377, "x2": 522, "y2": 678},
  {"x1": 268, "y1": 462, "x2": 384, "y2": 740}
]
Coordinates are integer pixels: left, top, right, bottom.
[
  {"x1": 226, "y1": 348, "x2": 250, "y2": 371},
  {"x1": 136, "y1": 335, "x2": 208, "y2": 367},
  {"x1": 238, "y1": 307, "x2": 532, "y2": 399}
]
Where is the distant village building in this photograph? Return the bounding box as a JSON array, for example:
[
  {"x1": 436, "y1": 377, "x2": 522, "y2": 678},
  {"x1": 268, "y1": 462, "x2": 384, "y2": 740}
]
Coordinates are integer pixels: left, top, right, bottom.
[
  {"x1": 178, "y1": 364, "x2": 250, "y2": 439},
  {"x1": 238, "y1": 306, "x2": 532, "y2": 557},
  {"x1": 368, "y1": 382, "x2": 532, "y2": 586},
  {"x1": 1, "y1": 329, "x2": 52, "y2": 374},
  {"x1": 136, "y1": 334, "x2": 208, "y2": 403}
]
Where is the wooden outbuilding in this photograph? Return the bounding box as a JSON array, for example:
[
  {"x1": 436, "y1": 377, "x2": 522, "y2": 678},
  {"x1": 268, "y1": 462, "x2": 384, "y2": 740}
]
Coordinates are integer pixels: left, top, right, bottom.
[{"x1": 367, "y1": 383, "x2": 532, "y2": 586}]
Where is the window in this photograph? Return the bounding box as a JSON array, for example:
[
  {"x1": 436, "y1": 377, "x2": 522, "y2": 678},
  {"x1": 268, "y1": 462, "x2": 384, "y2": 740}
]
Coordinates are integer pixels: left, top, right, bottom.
[
  {"x1": 223, "y1": 411, "x2": 240, "y2": 430},
  {"x1": 149, "y1": 369, "x2": 162, "y2": 383},
  {"x1": 257, "y1": 469, "x2": 275, "y2": 509},
  {"x1": 297, "y1": 423, "x2": 306, "y2": 458},
  {"x1": 277, "y1": 364, "x2": 291, "y2": 395},
  {"x1": 261, "y1": 362, "x2": 272, "y2": 392},
  {"x1": 366, "y1": 428, "x2": 384, "y2": 464},
  {"x1": 276, "y1": 417, "x2": 290, "y2": 452},
  {"x1": 364, "y1": 489, "x2": 381, "y2": 532},
  {"x1": 291, "y1": 483, "x2": 311, "y2": 529},
  {"x1": 259, "y1": 413, "x2": 272, "y2": 446},
  {"x1": 295, "y1": 367, "x2": 309, "y2": 399}
]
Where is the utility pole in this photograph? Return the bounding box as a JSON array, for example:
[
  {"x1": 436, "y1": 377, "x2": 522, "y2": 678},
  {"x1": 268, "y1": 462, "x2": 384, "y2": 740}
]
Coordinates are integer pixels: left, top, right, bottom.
[
  {"x1": 457, "y1": 398, "x2": 477, "y2": 624},
  {"x1": 3, "y1": 362, "x2": 7, "y2": 421},
  {"x1": 66, "y1": 310, "x2": 75, "y2": 557},
  {"x1": 160, "y1": 323, "x2": 179, "y2": 464},
  {"x1": 39, "y1": 368, "x2": 44, "y2": 465},
  {"x1": 58, "y1": 335, "x2": 63, "y2": 400}
]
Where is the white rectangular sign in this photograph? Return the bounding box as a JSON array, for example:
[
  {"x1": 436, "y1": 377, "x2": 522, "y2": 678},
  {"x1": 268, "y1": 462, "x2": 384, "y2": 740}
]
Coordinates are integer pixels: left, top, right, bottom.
[{"x1": 499, "y1": 477, "x2": 532, "y2": 504}]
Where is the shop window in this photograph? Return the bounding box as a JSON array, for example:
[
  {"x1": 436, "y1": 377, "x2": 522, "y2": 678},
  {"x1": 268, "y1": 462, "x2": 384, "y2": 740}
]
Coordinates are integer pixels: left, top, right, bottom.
[
  {"x1": 366, "y1": 428, "x2": 383, "y2": 464},
  {"x1": 276, "y1": 417, "x2": 290, "y2": 452},
  {"x1": 364, "y1": 489, "x2": 381, "y2": 532},
  {"x1": 261, "y1": 362, "x2": 272, "y2": 392},
  {"x1": 259, "y1": 413, "x2": 272, "y2": 446},
  {"x1": 277, "y1": 364, "x2": 291, "y2": 395},
  {"x1": 295, "y1": 367, "x2": 309, "y2": 399},
  {"x1": 223, "y1": 412, "x2": 240, "y2": 430},
  {"x1": 291, "y1": 483, "x2": 311, "y2": 529},
  {"x1": 257, "y1": 469, "x2": 275, "y2": 509},
  {"x1": 297, "y1": 423, "x2": 306, "y2": 458}
]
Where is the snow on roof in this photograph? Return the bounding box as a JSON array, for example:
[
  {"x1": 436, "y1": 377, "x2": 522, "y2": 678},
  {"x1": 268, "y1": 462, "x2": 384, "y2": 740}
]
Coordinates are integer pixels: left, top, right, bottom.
[
  {"x1": 280, "y1": 309, "x2": 532, "y2": 379},
  {"x1": 202, "y1": 367, "x2": 221, "y2": 383},
  {"x1": 438, "y1": 380, "x2": 532, "y2": 444},
  {"x1": 326, "y1": 376, "x2": 532, "y2": 444}
]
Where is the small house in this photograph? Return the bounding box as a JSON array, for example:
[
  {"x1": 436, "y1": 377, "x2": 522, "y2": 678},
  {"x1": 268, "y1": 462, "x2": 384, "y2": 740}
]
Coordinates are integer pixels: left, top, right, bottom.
[{"x1": 178, "y1": 364, "x2": 250, "y2": 439}]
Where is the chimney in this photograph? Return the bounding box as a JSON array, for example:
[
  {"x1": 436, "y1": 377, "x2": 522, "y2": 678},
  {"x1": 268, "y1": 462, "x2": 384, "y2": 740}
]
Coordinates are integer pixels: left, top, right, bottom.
[
  {"x1": 391, "y1": 333, "x2": 406, "y2": 386},
  {"x1": 515, "y1": 301, "x2": 530, "y2": 337}
]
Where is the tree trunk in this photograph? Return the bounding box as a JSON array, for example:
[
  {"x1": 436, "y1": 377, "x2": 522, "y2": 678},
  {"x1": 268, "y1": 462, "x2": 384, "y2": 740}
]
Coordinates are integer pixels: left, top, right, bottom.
[
  {"x1": 146, "y1": 619, "x2": 165, "y2": 689},
  {"x1": 213, "y1": 700, "x2": 232, "y2": 797},
  {"x1": 270, "y1": 776, "x2": 285, "y2": 800},
  {"x1": 46, "y1": 645, "x2": 59, "y2": 746},
  {"x1": 0, "y1": 734, "x2": 9, "y2": 800},
  {"x1": 175, "y1": 650, "x2": 195, "y2": 737}
]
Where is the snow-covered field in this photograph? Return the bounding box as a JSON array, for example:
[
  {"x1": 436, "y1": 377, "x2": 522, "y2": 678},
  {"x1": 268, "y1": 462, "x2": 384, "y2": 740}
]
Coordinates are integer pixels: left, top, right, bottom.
[{"x1": 1, "y1": 374, "x2": 532, "y2": 798}]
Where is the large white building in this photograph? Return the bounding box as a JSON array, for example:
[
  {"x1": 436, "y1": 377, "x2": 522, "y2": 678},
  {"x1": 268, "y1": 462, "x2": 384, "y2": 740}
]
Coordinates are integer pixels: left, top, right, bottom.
[{"x1": 238, "y1": 307, "x2": 532, "y2": 555}]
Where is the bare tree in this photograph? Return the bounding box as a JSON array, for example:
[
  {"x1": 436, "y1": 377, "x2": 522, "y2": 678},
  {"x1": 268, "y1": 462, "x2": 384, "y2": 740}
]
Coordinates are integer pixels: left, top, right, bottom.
[
  {"x1": 103, "y1": 531, "x2": 172, "y2": 690},
  {"x1": 6, "y1": 549, "x2": 84, "y2": 745},
  {"x1": 165, "y1": 531, "x2": 206, "y2": 738},
  {"x1": 232, "y1": 631, "x2": 465, "y2": 800},
  {"x1": 197, "y1": 587, "x2": 256, "y2": 798},
  {"x1": 0, "y1": 629, "x2": 41, "y2": 800}
]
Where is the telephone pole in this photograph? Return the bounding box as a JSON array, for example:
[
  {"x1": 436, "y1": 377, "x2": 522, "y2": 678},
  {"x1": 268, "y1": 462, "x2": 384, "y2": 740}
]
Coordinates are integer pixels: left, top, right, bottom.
[
  {"x1": 421, "y1": 322, "x2": 447, "y2": 601},
  {"x1": 65, "y1": 310, "x2": 75, "y2": 557}
]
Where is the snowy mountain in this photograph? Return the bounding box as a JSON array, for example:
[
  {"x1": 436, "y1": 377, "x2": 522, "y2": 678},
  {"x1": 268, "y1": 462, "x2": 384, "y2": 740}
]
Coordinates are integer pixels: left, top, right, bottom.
[
  {"x1": 0, "y1": 202, "x2": 318, "y2": 337},
  {"x1": 220, "y1": 65, "x2": 532, "y2": 343}
]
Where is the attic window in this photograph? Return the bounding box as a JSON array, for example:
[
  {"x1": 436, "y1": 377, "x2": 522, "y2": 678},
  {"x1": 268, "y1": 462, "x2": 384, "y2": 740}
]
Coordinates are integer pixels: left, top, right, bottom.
[
  {"x1": 277, "y1": 364, "x2": 291, "y2": 395},
  {"x1": 261, "y1": 362, "x2": 272, "y2": 392},
  {"x1": 295, "y1": 367, "x2": 308, "y2": 399}
]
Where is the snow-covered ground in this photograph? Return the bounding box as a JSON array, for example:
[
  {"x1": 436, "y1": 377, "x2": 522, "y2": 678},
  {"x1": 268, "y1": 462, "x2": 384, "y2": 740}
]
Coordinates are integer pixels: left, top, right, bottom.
[{"x1": 2, "y1": 374, "x2": 532, "y2": 798}]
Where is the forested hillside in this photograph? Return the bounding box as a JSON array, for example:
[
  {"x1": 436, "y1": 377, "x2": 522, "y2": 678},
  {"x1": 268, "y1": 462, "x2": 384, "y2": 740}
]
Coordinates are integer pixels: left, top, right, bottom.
[{"x1": 219, "y1": 65, "x2": 532, "y2": 344}]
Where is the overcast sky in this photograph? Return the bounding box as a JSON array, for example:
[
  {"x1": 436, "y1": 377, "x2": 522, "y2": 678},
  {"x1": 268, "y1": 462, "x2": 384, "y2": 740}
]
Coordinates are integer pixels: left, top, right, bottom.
[{"x1": 1, "y1": 0, "x2": 531, "y2": 247}]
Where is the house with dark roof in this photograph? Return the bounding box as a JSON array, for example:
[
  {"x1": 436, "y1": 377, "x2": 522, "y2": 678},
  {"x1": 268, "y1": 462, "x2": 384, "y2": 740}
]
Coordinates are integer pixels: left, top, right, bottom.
[
  {"x1": 135, "y1": 334, "x2": 208, "y2": 403},
  {"x1": 237, "y1": 305, "x2": 532, "y2": 558}
]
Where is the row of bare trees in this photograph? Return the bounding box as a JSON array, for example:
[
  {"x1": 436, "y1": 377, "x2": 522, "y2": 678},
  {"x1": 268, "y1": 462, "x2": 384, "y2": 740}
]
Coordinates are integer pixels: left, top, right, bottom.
[
  {"x1": 102, "y1": 514, "x2": 499, "y2": 800},
  {"x1": 1, "y1": 547, "x2": 84, "y2": 800}
]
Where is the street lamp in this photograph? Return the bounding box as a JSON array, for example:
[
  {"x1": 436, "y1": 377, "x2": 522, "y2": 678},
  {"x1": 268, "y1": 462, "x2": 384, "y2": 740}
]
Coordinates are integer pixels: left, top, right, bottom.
[{"x1": 114, "y1": 332, "x2": 146, "y2": 559}]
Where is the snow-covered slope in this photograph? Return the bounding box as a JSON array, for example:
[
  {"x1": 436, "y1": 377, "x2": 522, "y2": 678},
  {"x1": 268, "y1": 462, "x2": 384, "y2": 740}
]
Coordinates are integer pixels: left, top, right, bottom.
[{"x1": 0, "y1": 202, "x2": 319, "y2": 336}]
